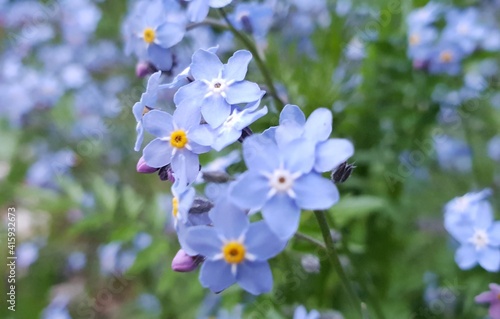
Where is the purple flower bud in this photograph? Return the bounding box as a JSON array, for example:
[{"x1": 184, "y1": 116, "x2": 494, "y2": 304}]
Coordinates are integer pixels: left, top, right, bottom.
[
  {"x1": 158, "y1": 165, "x2": 175, "y2": 182},
  {"x1": 136, "y1": 61, "x2": 157, "y2": 78},
  {"x1": 136, "y1": 156, "x2": 159, "y2": 173},
  {"x1": 171, "y1": 249, "x2": 203, "y2": 272}
]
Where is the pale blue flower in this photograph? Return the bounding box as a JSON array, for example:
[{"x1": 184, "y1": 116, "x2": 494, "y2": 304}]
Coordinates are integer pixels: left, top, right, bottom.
[
  {"x1": 174, "y1": 49, "x2": 262, "y2": 128},
  {"x1": 294, "y1": 305, "x2": 320, "y2": 319},
  {"x1": 185, "y1": 194, "x2": 286, "y2": 295},
  {"x1": 186, "y1": 0, "x2": 233, "y2": 23}
]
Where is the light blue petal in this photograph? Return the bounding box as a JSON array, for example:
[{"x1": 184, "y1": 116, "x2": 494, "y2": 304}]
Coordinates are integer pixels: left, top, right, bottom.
[
  {"x1": 143, "y1": 138, "x2": 172, "y2": 168},
  {"x1": 185, "y1": 225, "x2": 222, "y2": 258},
  {"x1": 134, "y1": 123, "x2": 144, "y2": 152},
  {"x1": 489, "y1": 222, "x2": 500, "y2": 246},
  {"x1": 455, "y1": 244, "x2": 477, "y2": 270},
  {"x1": 133, "y1": 101, "x2": 145, "y2": 122},
  {"x1": 229, "y1": 172, "x2": 269, "y2": 210},
  {"x1": 473, "y1": 201, "x2": 494, "y2": 229},
  {"x1": 191, "y1": 49, "x2": 223, "y2": 80},
  {"x1": 172, "y1": 151, "x2": 199, "y2": 184},
  {"x1": 173, "y1": 101, "x2": 201, "y2": 129},
  {"x1": 148, "y1": 44, "x2": 172, "y2": 71},
  {"x1": 446, "y1": 224, "x2": 474, "y2": 244},
  {"x1": 212, "y1": 128, "x2": 241, "y2": 151},
  {"x1": 275, "y1": 121, "x2": 304, "y2": 147},
  {"x1": 237, "y1": 261, "x2": 273, "y2": 295},
  {"x1": 210, "y1": 196, "x2": 249, "y2": 239},
  {"x1": 280, "y1": 104, "x2": 306, "y2": 126},
  {"x1": 223, "y1": 50, "x2": 252, "y2": 82},
  {"x1": 478, "y1": 247, "x2": 500, "y2": 272},
  {"x1": 233, "y1": 106, "x2": 268, "y2": 131},
  {"x1": 225, "y1": 81, "x2": 262, "y2": 105},
  {"x1": 262, "y1": 194, "x2": 301, "y2": 240},
  {"x1": 188, "y1": 0, "x2": 210, "y2": 23},
  {"x1": 142, "y1": 71, "x2": 162, "y2": 107},
  {"x1": 201, "y1": 95, "x2": 231, "y2": 128},
  {"x1": 173, "y1": 80, "x2": 207, "y2": 106},
  {"x1": 155, "y1": 22, "x2": 185, "y2": 48},
  {"x1": 143, "y1": 110, "x2": 174, "y2": 138},
  {"x1": 314, "y1": 139, "x2": 355, "y2": 173},
  {"x1": 293, "y1": 306, "x2": 307, "y2": 319},
  {"x1": 189, "y1": 124, "x2": 214, "y2": 146},
  {"x1": 245, "y1": 221, "x2": 287, "y2": 260},
  {"x1": 242, "y1": 135, "x2": 280, "y2": 172},
  {"x1": 294, "y1": 173, "x2": 339, "y2": 209},
  {"x1": 200, "y1": 259, "x2": 236, "y2": 293},
  {"x1": 303, "y1": 108, "x2": 332, "y2": 142},
  {"x1": 187, "y1": 141, "x2": 211, "y2": 154},
  {"x1": 209, "y1": 0, "x2": 232, "y2": 8},
  {"x1": 282, "y1": 138, "x2": 315, "y2": 173}
]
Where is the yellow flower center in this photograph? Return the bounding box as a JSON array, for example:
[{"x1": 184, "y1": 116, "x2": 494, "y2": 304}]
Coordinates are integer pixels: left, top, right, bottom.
[
  {"x1": 172, "y1": 197, "x2": 179, "y2": 219},
  {"x1": 222, "y1": 241, "x2": 246, "y2": 264},
  {"x1": 409, "y1": 34, "x2": 420, "y2": 46},
  {"x1": 170, "y1": 130, "x2": 188, "y2": 148},
  {"x1": 143, "y1": 27, "x2": 156, "y2": 44},
  {"x1": 142, "y1": 106, "x2": 151, "y2": 116},
  {"x1": 439, "y1": 50, "x2": 453, "y2": 63}
]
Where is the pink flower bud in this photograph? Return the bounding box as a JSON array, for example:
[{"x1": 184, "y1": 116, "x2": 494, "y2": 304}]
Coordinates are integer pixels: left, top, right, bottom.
[
  {"x1": 136, "y1": 156, "x2": 158, "y2": 174},
  {"x1": 171, "y1": 249, "x2": 202, "y2": 272}
]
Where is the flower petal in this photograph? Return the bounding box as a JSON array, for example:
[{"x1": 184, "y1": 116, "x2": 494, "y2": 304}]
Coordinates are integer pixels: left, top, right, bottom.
[
  {"x1": 262, "y1": 194, "x2": 301, "y2": 240},
  {"x1": 280, "y1": 104, "x2": 306, "y2": 126},
  {"x1": 225, "y1": 81, "x2": 262, "y2": 105},
  {"x1": 488, "y1": 222, "x2": 500, "y2": 246},
  {"x1": 245, "y1": 221, "x2": 287, "y2": 260},
  {"x1": 294, "y1": 173, "x2": 339, "y2": 209},
  {"x1": 189, "y1": 124, "x2": 214, "y2": 146},
  {"x1": 455, "y1": 244, "x2": 477, "y2": 270},
  {"x1": 174, "y1": 80, "x2": 207, "y2": 106},
  {"x1": 223, "y1": 50, "x2": 252, "y2": 82},
  {"x1": 230, "y1": 172, "x2": 270, "y2": 210},
  {"x1": 282, "y1": 138, "x2": 315, "y2": 173},
  {"x1": 210, "y1": 196, "x2": 249, "y2": 240},
  {"x1": 142, "y1": 110, "x2": 174, "y2": 138},
  {"x1": 314, "y1": 139, "x2": 355, "y2": 173},
  {"x1": 172, "y1": 151, "x2": 199, "y2": 184},
  {"x1": 143, "y1": 138, "x2": 172, "y2": 168},
  {"x1": 191, "y1": 49, "x2": 223, "y2": 80},
  {"x1": 303, "y1": 108, "x2": 332, "y2": 142},
  {"x1": 201, "y1": 94, "x2": 231, "y2": 128},
  {"x1": 237, "y1": 261, "x2": 273, "y2": 295},
  {"x1": 185, "y1": 225, "x2": 223, "y2": 258},
  {"x1": 242, "y1": 134, "x2": 280, "y2": 172},
  {"x1": 199, "y1": 259, "x2": 236, "y2": 293},
  {"x1": 173, "y1": 101, "x2": 202, "y2": 130},
  {"x1": 478, "y1": 246, "x2": 500, "y2": 272},
  {"x1": 155, "y1": 22, "x2": 185, "y2": 48},
  {"x1": 147, "y1": 44, "x2": 173, "y2": 71}
]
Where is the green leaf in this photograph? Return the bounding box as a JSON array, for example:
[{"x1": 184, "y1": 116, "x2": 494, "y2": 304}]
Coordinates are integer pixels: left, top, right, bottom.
[{"x1": 329, "y1": 195, "x2": 389, "y2": 227}]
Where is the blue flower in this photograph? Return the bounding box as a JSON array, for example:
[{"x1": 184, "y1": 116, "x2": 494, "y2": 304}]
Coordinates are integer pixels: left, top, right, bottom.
[
  {"x1": 446, "y1": 200, "x2": 500, "y2": 272},
  {"x1": 407, "y1": 2, "x2": 442, "y2": 27},
  {"x1": 186, "y1": 0, "x2": 233, "y2": 23},
  {"x1": 133, "y1": 71, "x2": 162, "y2": 151},
  {"x1": 229, "y1": 134, "x2": 340, "y2": 240},
  {"x1": 211, "y1": 91, "x2": 268, "y2": 151},
  {"x1": 174, "y1": 49, "x2": 262, "y2": 128},
  {"x1": 142, "y1": 104, "x2": 213, "y2": 183},
  {"x1": 184, "y1": 194, "x2": 286, "y2": 295},
  {"x1": 229, "y1": 3, "x2": 274, "y2": 40},
  {"x1": 266, "y1": 104, "x2": 355, "y2": 173},
  {"x1": 428, "y1": 42, "x2": 465, "y2": 75},
  {"x1": 443, "y1": 189, "x2": 492, "y2": 230},
  {"x1": 293, "y1": 305, "x2": 320, "y2": 319},
  {"x1": 441, "y1": 8, "x2": 486, "y2": 55},
  {"x1": 126, "y1": 0, "x2": 186, "y2": 70},
  {"x1": 407, "y1": 26, "x2": 437, "y2": 60}
]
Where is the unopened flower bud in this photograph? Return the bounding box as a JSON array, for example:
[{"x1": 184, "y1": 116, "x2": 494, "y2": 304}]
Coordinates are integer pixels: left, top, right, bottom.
[
  {"x1": 238, "y1": 126, "x2": 253, "y2": 143},
  {"x1": 158, "y1": 164, "x2": 175, "y2": 182},
  {"x1": 136, "y1": 61, "x2": 157, "y2": 78},
  {"x1": 331, "y1": 162, "x2": 355, "y2": 184},
  {"x1": 136, "y1": 156, "x2": 159, "y2": 173},
  {"x1": 171, "y1": 249, "x2": 203, "y2": 272}
]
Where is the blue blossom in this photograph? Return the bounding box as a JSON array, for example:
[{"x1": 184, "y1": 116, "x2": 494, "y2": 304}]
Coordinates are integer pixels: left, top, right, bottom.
[
  {"x1": 187, "y1": 0, "x2": 233, "y2": 23},
  {"x1": 266, "y1": 105, "x2": 355, "y2": 173},
  {"x1": 229, "y1": 134, "x2": 340, "y2": 240},
  {"x1": 174, "y1": 49, "x2": 262, "y2": 128},
  {"x1": 434, "y1": 135, "x2": 471, "y2": 172},
  {"x1": 184, "y1": 194, "x2": 286, "y2": 295},
  {"x1": 407, "y1": 26, "x2": 437, "y2": 60},
  {"x1": 294, "y1": 305, "x2": 320, "y2": 319},
  {"x1": 126, "y1": 0, "x2": 186, "y2": 70},
  {"x1": 444, "y1": 189, "x2": 492, "y2": 233},
  {"x1": 446, "y1": 201, "x2": 500, "y2": 272},
  {"x1": 133, "y1": 71, "x2": 162, "y2": 151},
  {"x1": 59, "y1": 0, "x2": 102, "y2": 47},
  {"x1": 441, "y1": 8, "x2": 486, "y2": 55},
  {"x1": 229, "y1": 3, "x2": 274, "y2": 40},
  {"x1": 407, "y1": 2, "x2": 442, "y2": 27},
  {"x1": 142, "y1": 105, "x2": 213, "y2": 183},
  {"x1": 428, "y1": 42, "x2": 465, "y2": 75},
  {"x1": 211, "y1": 91, "x2": 267, "y2": 151}
]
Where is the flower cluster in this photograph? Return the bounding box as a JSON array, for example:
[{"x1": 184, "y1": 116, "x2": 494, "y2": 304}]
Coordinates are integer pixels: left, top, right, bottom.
[
  {"x1": 407, "y1": 3, "x2": 500, "y2": 75},
  {"x1": 444, "y1": 189, "x2": 500, "y2": 272}
]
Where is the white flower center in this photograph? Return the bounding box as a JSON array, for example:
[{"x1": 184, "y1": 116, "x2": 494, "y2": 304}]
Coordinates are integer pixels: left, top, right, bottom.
[
  {"x1": 262, "y1": 164, "x2": 302, "y2": 199},
  {"x1": 469, "y1": 229, "x2": 489, "y2": 250}
]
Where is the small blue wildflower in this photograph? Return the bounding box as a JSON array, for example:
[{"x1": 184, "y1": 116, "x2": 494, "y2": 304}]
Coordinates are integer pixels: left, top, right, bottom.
[
  {"x1": 441, "y1": 8, "x2": 486, "y2": 55},
  {"x1": 407, "y1": 2, "x2": 442, "y2": 27},
  {"x1": 142, "y1": 105, "x2": 213, "y2": 183},
  {"x1": 293, "y1": 305, "x2": 320, "y2": 319},
  {"x1": 230, "y1": 134, "x2": 340, "y2": 240},
  {"x1": 446, "y1": 200, "x2": 500, "y2": 272},
  {"x1": 444, "y1": 190, "x2": 492, "y2": 234},
  {"x1": 407, "y1": 26, "x2": 437, "y2": 61},
  {"x1": 127, "y1": 0, "x2": 186, "y2": 70},
  {"x1": 434, "y1": 135, "x2": 471, "y2": 172},
  {"x1": 186, "y1": 0, "x2": 233, "y2": 23},
  {"x1": 133, "y1": 71, "x2": 162, "y2": 151},
  {"x1": 211, "y1": 91, "x2": 267, "y2": 151},
  {"x1": 185, "y1": 194, "x2": 286, "y2": 295},
  {"x1": 229, "y1": 3, "x2": 274, "y2": 40},
  {"x1": 174, "y1": 49, "x2": 262, "y2": 128},
  {"x1": 428, "y1": 42, "x2": 465, "y2": 75}
]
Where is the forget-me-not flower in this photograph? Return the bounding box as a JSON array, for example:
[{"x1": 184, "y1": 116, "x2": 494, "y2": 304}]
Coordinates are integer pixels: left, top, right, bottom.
[
  {"x1": 185, "y1": 194, "x2": 286, "y2": 295},
  {"x1": 230, "y1": 134, "x2": 340, "y2": 240},
  {"x1": 293, "y1": 305, "x2": 320, "y2": 319},
  {"x1": 142, "y1": 104, "x2": 213, "y2": 183},
  {"x1": 186, "y1": 0, "x2": 233, "y2": 23},
  {"x1": 174, "y1": 49, "x2": 262, "y2": 128}
]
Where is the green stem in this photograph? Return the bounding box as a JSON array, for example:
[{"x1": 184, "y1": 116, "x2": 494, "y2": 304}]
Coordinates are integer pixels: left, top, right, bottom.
[
  {"x1": 294, "y1": 232, "x2": 326, "y2": 249},
  {"x1": 217, "y1": 9, "x2": 285, "y2": 109},
  {"x1": 314, "y1": 210, "x2": 362, "y2": 317}
]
